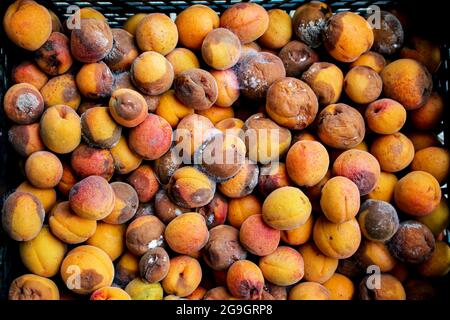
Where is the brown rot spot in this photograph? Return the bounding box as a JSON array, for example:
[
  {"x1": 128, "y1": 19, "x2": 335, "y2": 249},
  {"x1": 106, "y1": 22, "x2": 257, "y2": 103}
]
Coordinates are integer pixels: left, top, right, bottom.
[{"x1": 80, "y1": 269, "x2": 104, "y2": 290}]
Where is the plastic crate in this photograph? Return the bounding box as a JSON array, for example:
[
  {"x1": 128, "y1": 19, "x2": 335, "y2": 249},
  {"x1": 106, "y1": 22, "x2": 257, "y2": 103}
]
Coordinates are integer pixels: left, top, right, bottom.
[{"x1": 0, "y1": 0, "x2": 449, "y2": 300}]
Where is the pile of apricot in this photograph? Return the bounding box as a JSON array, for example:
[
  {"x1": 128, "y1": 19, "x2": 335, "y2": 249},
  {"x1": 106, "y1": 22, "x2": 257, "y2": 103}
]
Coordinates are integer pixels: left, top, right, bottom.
[{"x1": 1, "y1": 0, "x2": 449, "y2": 301}]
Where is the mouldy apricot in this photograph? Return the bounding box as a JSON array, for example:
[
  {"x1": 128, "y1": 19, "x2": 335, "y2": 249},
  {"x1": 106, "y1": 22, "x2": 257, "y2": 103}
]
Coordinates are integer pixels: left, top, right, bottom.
[
  {"x1": 201, "y1": 28, "x2": 241, "y2": 70},
  {"x1": 358, "y1": 199, "x2": 399, "y2": 242},
  {"x1": 8, "y1": 274, "x2": 59, "y2": 300},
  {"x1": 139, "y1": 247, "x2": 170, "y2": 283},
  {"x1": 125, "y1": 215, "x2": 165, "y2": 256},
  {"x1": 3, "y1": 83, "x2": 44, "y2": 125},
  {"x1": 371, "y1": 11, "x2": 404, "y2": 55}
]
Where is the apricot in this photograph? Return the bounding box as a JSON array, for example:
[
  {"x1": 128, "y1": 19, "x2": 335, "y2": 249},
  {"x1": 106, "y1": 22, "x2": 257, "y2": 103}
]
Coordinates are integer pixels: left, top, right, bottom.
[
  {"x1": 407, "y1": 131, "x2": 440, "y2": 151},
  {"x1": 12, "y1": 60, "x2": 48, "y2": 90},
  {"x1": 418, "y1": 241, "x2": 450, "y2": 277},
  {"x1": 371, "y1": 11, "x2": 404, "y2": 55},
  {"x1": 220, "y1": 3, "x2": 268, "y2": 44},
  {"x1": 405, "y1": 279, "x2": 437, "y2": 300},
  {"x1": 125, "y1": 215, "x2": 165, "y2": 256},
  {"x1": 381, "y1": 59, "x2": 432, "y2": 110},
  {"x1": 289, "y1": 282, "x2": 330, "y2": 300},
  {"x1": 367, "y1": 170, "x2": 398, "y2": 201},
  {"x1": 216, "y1": 118, "x2": 244, "y2": 138},
  {"x1": 204, "y1": 287, "x2": 233, "y2": 300},
  {"x1": 155, "y1": 90, "x2": 194, "y2": 128},
  {"x1": 411, "y1": 147, "x2": 449, "y2": 185},
  {"x1": 49, "y1": 201, "x2": 96, "y2": 244},
  {"x1": 202, "y1": 28, "x2": 241, "y2": 70},
  {"x1": 197, "y1": 105, "x2": 235, "y2": 125},
  {"x1": 410, "y1": 92, "x2": 444, "y2": 130},
  {"x1": 238, "y1": 52, "x2": 285, "y2": 100},
  {"x1": 302, "y1": 62, "x2": 343, "y2": 105},
  {"x1": 131, "y1": 51, "x2": 174, "y2": 96},
  {"x1": 333, "y1": 150, "x2": 381, "y2": 196},
  {"x1": 76, "y1": 62, "x2": 114, "y2": 99},
  {"x1": 278, "y1": 41, "x2": 318, "y2": 78},
  {"x1": 209, "y1": 69, "x2": 239, "y2": 108},
  {"x1": 102, "y1": 182, "x2": 139, "y2": 225},
  {"x1": 61, "y1": 245, "x2": 114, "y2": 295},
  {"x1": 19, "y1": 226, "x2": 66, "y2": 277},
  {"x1": 416, "y1": 199, "x2": 450, "y2": 237},
  {"x1": 286, "y1": 140, "x2": 329, "y2": 187},
  {"x1": 355, "y1": 240, "x2": 396, "y2": 272},
  {"x1": 104, "y1": 29, "x2": 138, "y2": 72},
  {"x1": 136, "y1": 13, "x2": 178, "y2": 55},
  {"x1": 313, "y1": 216, "x2": 361, "y2": 259},
  {"x1": 350, "y1": 51, "x2": 387, "y2": 73},
  {"x1": 109, "y1": 136, "x2": 143, "y2": 175},
  {"x1": 370, "y1": 133, "x2": 414, "y2": 173},
  {"x1": 35, "y1": 32, "x2": 72, "y2": 76},
  {"x1": 114, "y1": 251, "x2": 139, "y2": 287},
  {"x1": 359, "y1": 274, "x2": 406, "y2": 300},
  {"x1": 320, "y1": 177, "x2": 360, "y2": 224},
  {"x1": 125, "y1": 278, "x2": 163, "y2": 300},
  {"x1": 323, "y1": 12, "x2": 374, "y2": 62},
  {"x1": 394, "y1": 171, "x2": 441, "y2": 216},
  {"x1": 153, "y1": 190, "x2": 188, "y2": 224},
  {"x1": 8, "y1": 274, "x2": 59, "y2": 300},
  {"x1": 400, "y1": 36, "x2": 441, "y2": 74},
  {"x1": 259, "y1": 246, "x2": 304, "y2": 286},
  {"x1": 243, "y1": 113, "x2": 291, "y2": 164},
  {"x1": 3, "y1": 0, "x2": 52, "y2": 51},
  {"x1": 226, "y1": 260, "x2": 264, "y2": 300},
  {"x1": 323, "y1": 273, "x2": 354, "y2": 300},
  {"x1": 218, "y1": 159, "x2": 259, "y2": 198},
  {"x1": 166, "y1": 48, "x2": 200, "y2": 77},
  {"x1": 298, "y1": 242, "x2": 338, "y2": 283},
  {"x1": 239, "y1": 214, "x2": 280, "y2": 256},
  {"x1": 358, "y1": 199, "x2": 399, "y2": 242},
  {"x1": 81, "y1": 107, "x2": 120, "y2": 148},
  {"x1": 40, "y1": 74, "x2": 81, "y2": 110},
  {"x1": 365, "y1": 98, "x2": 407, "y2": 135},
  {"x1": 292, "y1": 1, "x2": 332, "y2": 48},
  {"x1": 3, "y1": 83, "x2": 44, "y2": 124},
  {"x1": 57, "y1": 162, "x2": 77, "y2": 197},
  {"x1": 258, "y1": 9, "x2": 292, "y2": 49},
  {"x1": 123, "y1": 13, "x2": 146, "y2": 36},
  {"x1": 280, "y1": 215, "x2": 314, "y2": 246},
  {"x1": 109, "y1": 89, "x2": 148, "y2": 128},
  {"x1": 125, "y1": 165, "x2": 157, "y2": 204},
  {"x1": 165, "y1": 212, "x2": 209, "y2": 255},
  {"x1": 69, "y1": 175, "x2": 115, "y2": 220},
  {"x1": 317, "y1": 104, "x2": 365, "y2": 150},
  {"x1": 8, "y1": 123, "x2": 45, "y2": 157},
  {"x1": 162, "y1": 255, "x2": 202, "y2": 297},
  {"x1": 139, "y1": 247, "x2": 170, "y2": 283},
  {"x1": 91, "y1": 287, "x2": 131, "y2": 300},
  {"x1": 197, "y1": 192, "x2": 228, "y2": 229},
  {"x1": 388, "y1": 220, "x2": 435, "y2": 264},
  {"x1": 16, "y1": 181, "x2": 56, "y2": 213},
  {"x1": 70, "y1": 18, "x2": 113, "y2": 63},
  {"x1": 344, "y1": 66, "x2": 382, "y2": 104},
  {"x1": 70, "y1": 144, "x2": 114, "y2": 181},
  {"x1": 227, "y1": 195, "x2": 261, "y2": 228},
  {"x1": 86, "y1": 222, "x2": 125, "y2": 261},
  {"x1": 24, "y1": 151, "x2": 62, "y2": 189}
]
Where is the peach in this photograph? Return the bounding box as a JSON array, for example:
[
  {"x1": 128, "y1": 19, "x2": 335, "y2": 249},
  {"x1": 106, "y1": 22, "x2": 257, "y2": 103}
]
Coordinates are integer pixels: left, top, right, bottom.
[
  {"x1": 259, "y1": 246, "x2": 304, "y2": 286},
  {"x1": 175, "y1": 5, "x2": 219, "y2": 50},
  {"x1": 394, "y1": 171, "x2": 441, "y2": 216},
  {"x1": 358, "y1": 199, "x2": 399, "y2": 242},
  {"x1": 417, "y1": 241, "x2": 450, "y2": 277},
  {"x1": 76, "y1": 62, "x2": 114, "y2": 99},
  {"x1": 259, "y1": 9, "x2": 292, "y2": 49},
  {"x1": 40, "y1": 74, "x2": 81, "y2": 110},
  {"x1": 49, "y1": 201, "x2": 97, "y2": 244},
  {"x1": 139, "y1": 247, "x2": 170, "y2": 283},
  {"x1": 135, "y1": 13, "x2": 178, "y2": 55},
  {"x1": 323, "y1": 273, "x2": 354, "y2": 300},
  {"x1": 104, "y1": 28, "x2": 138, "y2": 72},
  {"x1": 19, "y1": 226, "x2": 66, "y2": 277},
  {"x1": 239, "y1": 214, "x2": 280, "y2": 256},
  {"x1": 411, "y1": 147, "x2": 449, "y2": 185},
  {"x1": 316, "y1": 103, "x2": 365, "y2": 150},
  {"x1": 69, "y1": 175, "x2": 115, "y2": 220},
  {"x1": 166, "y1": 48, "x2": 200, "y2": 77},
  {"x1": 410, "y1": 92, "x2": 444, "y2": 130},
  {"x1": 124, "y1": 13, "x2": 146, "y2": 36},
  {"x1": 3, "y1": 83, "x2": 44, "y2": 124},
  {"x1": 125, "y1": 278, "x2": 163, "y2": 300},
  {"x1": 281, "y1": 215, "x2": 314, "y2": 246},
  {"x1": 333, "y1": 150, "x2": 381, "y2": 196},
  {"x1": 131, "y1": 51, "x2": 174, "y2": 96},
  {"x1": 278, "y1": 41, "x2": 319, "y2": 77},
  {"x1": 302, "y1": 62, "x2": 344, "y2": 105},
  {"x1": 202, "y1": 28, "x2": 241, "y2": 70},
  {"x1": 286, "y1": 140, "x2": 330, "y2": 187},
  {"x1": 320, "y1": 176, "x2": 360, "y2": 223},
  {"x1": 370, "y1": 133, "x2": 414, "y2": 172},
  {"x1": 60, "y1": 245, "x2": 114, "y2": 295},
  {"x1": 110, "y1": 136, "x2": 143, "y2": 175},
  {"x1": 313, "y1": 216, "x2": 361, "y2": 259},
  {"x1": 226, "y1": 260, "x2": 264, "y2": 300},
  {"x1": 174, "y1": 68, "x2": 218, "y2": 110},
  {"x1": 162, "y1": 255, "x2": 202, "y2": 297},
  {"x1": 12, "y1": 60, "x2": 48, "y2": 90},
  {"x1": 8, "y1": 274, "x2": 59, "y2": 300},
  {"x1": 350, "y1": 51, "x2": 387, "y2": 73},
  {"x1": 227, "y1": 195, "x2": 261, "y2": 228},
  {"x1": 3, "y1": 0, "x2": 52, "y2": 51},
  {"x1": 298, "y1": 242, "x2": 338, "y2": 283},
  {"x1": 90, "y1": 287, "x2": 131, "y2": 300},
  {"x1": 70, "y1": 144, "x2": 114, "y2": 181},
  {"x1": 289, "y1": 282, "x2": 330, "y2": 300},
  {"x1": 323, "y1": 12, "x2": 374, "y2": 62},
  {"x1": 165, "y1": 212, "x2": 209, "y2": 255},
  {"x1": 103, "y1": 182, "x2": 139, "y2": 225},
  {"x1": 344, "y1": 66, "x2": 382, "y2": 104},
  {"x1": 371, "y1": 11, "x2": 404, "y2": 55},
  {"x1": 25, "y1": 151, "x2": 62, "y2": 188},
  {"x1": 87, "y1": 222, "x2": 126, "y2": 261},
  {"x1": 381, "y1": 59, "x2": 432, "y2": 110},
  {"x1": 359, "y1": 274, "x2": 405, "y2": 300},
  {"x1": 8, "y1": 123, "x2": 45, "y2": 157},
  {"x1": 365, "y1": 98, "x2": 407, "y2": 134},
  {"x1": 16, "y1": 181, "x2": 56, "y2": 213},
  {"x1": 125, "y1": 215, "x2": 165, "y2": 256},
  {"x1": 70, "y1": 18, "x2": 113, "y2": 63},
  {"x1": 218, "y1": 159, "x2": 259, "y2": 198},
  {"x1": 35, "y1": 32, "x2": 72, "y2": 75}
]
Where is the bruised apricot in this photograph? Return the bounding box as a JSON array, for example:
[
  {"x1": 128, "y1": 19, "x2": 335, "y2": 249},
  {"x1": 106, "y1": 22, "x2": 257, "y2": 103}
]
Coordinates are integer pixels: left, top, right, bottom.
[
  {"x1": 218, "y1": 159, "x2": 259, "y2": 198},
  {"x1": 358, "y1": 199, "x2": 399, "y2": 242},
  {"x1": 103, "y1": 182, "x2": 139, "y2": 225},
  {"x1": 76, "y1": 62, "x2": 114, "y2": 99},
  {"x1": 344, "y1": 66, "x2": 382, "y2": 104},
  {"x1": 226, "y1": 260, "x2": 264, "y2": 300},
  {"x1": 278, "y1": 41, "x2": 318, "y2": 78},
  {"x1": 8, "y1": 123, "x2": 45, "y2": 157},
  {"x1": 370, "y1": 133, "x2": 414, "y2": 173},
  {"x1": 104, "y1": 29, "x2": 138, "y2": 72},
  {"x1": 174, "y1": 68, "x2": 218, "y2": 110},
  {"x1": 8, "y1": 274, "x2": 59, "y2": 300},
  {"x1": 202, "y1": 28, "x2": 241, "y2": 70}
]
